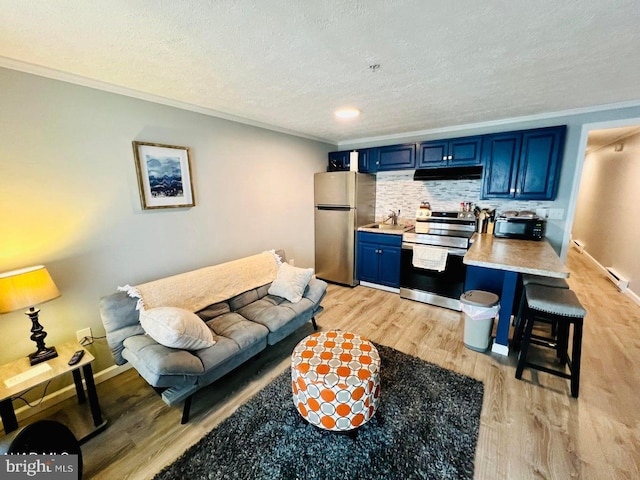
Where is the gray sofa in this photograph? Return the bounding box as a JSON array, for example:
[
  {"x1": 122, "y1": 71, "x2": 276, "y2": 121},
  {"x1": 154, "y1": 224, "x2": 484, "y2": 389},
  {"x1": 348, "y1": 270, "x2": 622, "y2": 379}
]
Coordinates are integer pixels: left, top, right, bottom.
[{"x1": 99, "y1": 251, "x2": 327, "y2": 423}]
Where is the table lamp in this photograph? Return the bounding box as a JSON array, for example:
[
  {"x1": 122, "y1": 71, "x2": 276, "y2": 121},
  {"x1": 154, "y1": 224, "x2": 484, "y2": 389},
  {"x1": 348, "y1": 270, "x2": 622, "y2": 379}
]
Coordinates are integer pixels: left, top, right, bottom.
[{"x1": 0, "y1": 265, "x2": 61, "y2": 365}]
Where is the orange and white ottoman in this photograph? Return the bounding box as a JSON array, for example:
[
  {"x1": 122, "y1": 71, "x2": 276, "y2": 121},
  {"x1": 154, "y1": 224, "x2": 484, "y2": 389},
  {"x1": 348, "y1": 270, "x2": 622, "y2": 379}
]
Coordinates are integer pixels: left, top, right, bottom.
[{"x1": 291, "y1": 330, "x2": 381, "y2": 431}]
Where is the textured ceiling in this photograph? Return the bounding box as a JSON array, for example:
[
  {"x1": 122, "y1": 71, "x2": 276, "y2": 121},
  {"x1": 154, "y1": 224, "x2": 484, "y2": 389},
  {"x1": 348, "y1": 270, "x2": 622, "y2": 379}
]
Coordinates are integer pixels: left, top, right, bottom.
[{"x1": 1, "y1": 1, "x2": 640, "y2": 144}]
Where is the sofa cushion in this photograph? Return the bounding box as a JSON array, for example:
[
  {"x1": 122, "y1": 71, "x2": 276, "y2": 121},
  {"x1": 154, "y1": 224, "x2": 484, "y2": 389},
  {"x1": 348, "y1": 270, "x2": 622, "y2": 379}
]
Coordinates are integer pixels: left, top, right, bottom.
[
  {"x1": 267, "y1": 263, "x2": 314, "y2": 303},
  {"x1": 228, "y1": 284, "x2": 273, "y2": 311},
  {"x1": 139, "y1": 307, "x2": 215, "y2": 350},
  {"x1": 236, "y1": 296, "x2": 313, "y2": 333},
  {"x1": 205, "y1": 312, "x2": 269, "y2": 351},
  {"x1": 122, "y1": 335, "x2": 205, "y2": 387},
  {"x1": 196, "y1": 301, "x2": 231, "y2": 321}
]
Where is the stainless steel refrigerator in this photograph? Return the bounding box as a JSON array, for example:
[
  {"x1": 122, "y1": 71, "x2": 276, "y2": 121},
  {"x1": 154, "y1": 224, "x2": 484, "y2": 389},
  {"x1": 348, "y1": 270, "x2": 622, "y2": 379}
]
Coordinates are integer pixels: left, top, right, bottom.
[{"x1": 314, "y1": 171, "x2": 376, "y2": 285}]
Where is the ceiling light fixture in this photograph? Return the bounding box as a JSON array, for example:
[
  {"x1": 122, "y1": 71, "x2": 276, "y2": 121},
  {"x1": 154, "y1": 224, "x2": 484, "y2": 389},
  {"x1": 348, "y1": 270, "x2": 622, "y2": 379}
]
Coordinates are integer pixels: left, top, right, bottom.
[{"x1": 335, "y1": 108, "x2": 360, "y2": 119}]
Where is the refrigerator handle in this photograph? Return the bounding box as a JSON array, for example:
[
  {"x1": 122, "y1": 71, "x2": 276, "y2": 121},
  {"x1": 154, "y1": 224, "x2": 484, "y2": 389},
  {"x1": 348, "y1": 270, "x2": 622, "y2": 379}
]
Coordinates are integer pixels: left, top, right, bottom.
[{"x1": 316, "y1": 205, "x2": 352, "y2": 211}]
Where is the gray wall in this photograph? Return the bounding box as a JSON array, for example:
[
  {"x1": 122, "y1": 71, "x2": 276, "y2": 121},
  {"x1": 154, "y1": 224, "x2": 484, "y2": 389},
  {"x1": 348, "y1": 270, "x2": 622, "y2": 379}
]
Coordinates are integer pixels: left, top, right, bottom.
[
  {"x1": 572, "y1": 132, "x2": 640, "y2": 298},
  {"x1": 0, "y1": 68, "x2": 331, "y2": 368}
]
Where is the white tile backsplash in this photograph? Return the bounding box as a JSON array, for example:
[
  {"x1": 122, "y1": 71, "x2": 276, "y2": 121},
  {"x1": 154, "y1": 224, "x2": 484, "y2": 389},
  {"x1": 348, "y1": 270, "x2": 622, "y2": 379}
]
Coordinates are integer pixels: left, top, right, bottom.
[{"x1": 374, "y1": 171, "x2": 551, "y2": 223}]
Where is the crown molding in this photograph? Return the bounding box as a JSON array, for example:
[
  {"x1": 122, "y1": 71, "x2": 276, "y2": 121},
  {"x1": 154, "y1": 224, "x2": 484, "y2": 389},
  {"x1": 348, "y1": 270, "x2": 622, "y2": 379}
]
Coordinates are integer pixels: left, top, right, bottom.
[
  {"x1": 3, "y1": 56, "x2": 640, "y2": 149},
  {"x1": 338, "y1": 100, "x2": 640, "y2": 148},
  {"x1": 0, "y1": 57, "x2": 333, "y2": 145}
]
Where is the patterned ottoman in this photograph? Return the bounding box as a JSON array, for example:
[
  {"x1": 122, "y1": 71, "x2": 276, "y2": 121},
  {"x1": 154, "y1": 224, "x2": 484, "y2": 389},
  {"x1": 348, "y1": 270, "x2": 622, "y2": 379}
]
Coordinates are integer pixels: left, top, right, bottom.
[{"x1": 291, "y1": 330, "x2": 381, "y2": 431}]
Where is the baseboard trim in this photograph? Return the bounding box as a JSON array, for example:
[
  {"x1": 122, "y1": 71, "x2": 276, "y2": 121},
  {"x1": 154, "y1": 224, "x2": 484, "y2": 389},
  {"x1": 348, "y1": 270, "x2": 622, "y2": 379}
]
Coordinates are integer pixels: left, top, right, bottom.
[
  {"x1": 4, "y1": 363, "x2": 132, "y2": 427},
  {"x1": 359, "y1": 281, "x2": 400, "y2": 294},
  {"x1": 491, "y1": 343, "x2": 509, "y2": 356},
  {"x1": 580, "y1": 248, "x2": 640, "y2": 307}
]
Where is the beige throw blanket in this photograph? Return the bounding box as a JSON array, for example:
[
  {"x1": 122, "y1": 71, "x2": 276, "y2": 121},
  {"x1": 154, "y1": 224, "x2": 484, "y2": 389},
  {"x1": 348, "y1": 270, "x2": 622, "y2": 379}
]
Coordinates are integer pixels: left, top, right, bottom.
[{"x1": 119, "y1": 250, "x2": 281, "y2": 312}]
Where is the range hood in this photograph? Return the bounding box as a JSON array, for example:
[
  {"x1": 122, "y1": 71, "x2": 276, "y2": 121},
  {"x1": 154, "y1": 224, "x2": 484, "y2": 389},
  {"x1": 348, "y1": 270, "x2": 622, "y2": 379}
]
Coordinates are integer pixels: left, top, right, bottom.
[{"x1": 413, "y1": 165, "x2": 483, "y2": 181}]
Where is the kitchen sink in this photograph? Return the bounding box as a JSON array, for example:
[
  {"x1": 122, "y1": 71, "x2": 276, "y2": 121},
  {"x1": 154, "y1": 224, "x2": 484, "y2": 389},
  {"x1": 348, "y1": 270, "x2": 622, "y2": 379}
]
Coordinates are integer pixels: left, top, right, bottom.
[{"x1": 362, "y1": 223, "x2": 410, "y2": 231}]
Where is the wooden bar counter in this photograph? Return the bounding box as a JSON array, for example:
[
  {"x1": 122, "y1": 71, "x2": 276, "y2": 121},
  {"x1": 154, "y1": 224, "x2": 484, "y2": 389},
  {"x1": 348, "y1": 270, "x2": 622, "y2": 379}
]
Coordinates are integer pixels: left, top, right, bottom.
[{"x1": 464, "y1": 234, "x2": 569, "y2": 355}]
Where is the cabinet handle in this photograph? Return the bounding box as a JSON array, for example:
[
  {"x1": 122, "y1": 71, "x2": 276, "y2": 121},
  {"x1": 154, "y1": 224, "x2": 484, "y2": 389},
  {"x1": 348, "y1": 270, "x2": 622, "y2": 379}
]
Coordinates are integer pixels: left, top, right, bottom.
[
  {"x1": 448, "y1": 155, "x2": 453, "y2": 160},
  {"x1": 442, "y1": 156, "x2": 446, "y2": 161},
  {"x1": 510, "y1": 188, "x2": 515, "y2": 193}
]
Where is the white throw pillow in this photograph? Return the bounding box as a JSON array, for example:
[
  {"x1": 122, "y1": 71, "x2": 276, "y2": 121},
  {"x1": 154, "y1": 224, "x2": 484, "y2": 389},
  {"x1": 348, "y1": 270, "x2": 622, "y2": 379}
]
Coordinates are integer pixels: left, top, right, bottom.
[
  {"x1": 268, "y1": 262, "x2": 314, "y2": 303},
  {"x1": 139, "y1": 307, "x2": 215, "y2": 350}
]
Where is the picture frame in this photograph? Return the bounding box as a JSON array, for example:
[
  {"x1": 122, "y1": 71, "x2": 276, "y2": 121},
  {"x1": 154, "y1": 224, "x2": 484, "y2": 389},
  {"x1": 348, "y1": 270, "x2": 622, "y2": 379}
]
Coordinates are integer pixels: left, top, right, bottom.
[{"x1": 132, "y1": 141, "x2": 195, "y2": 210}]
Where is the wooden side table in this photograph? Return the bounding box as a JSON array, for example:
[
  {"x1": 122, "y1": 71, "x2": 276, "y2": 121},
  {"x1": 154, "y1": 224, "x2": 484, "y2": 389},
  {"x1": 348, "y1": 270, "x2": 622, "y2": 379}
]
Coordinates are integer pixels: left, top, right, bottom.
[{"x1": 0, "y1": 341, "x2": 106, "y2": 443}]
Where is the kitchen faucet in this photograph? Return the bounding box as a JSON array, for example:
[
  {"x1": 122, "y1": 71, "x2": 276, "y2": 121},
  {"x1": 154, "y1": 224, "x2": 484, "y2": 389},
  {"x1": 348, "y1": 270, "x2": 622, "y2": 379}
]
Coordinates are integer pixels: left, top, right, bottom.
[{"x1": 385, "y1": 210, "x2": 400, "y2": 225}]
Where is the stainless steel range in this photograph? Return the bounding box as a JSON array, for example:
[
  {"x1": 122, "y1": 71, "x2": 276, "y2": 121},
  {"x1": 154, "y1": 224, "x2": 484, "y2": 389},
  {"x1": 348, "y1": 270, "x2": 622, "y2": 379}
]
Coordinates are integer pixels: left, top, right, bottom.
[{"x1": 400, "y1": 211, "x2": 476, "y2": 311}]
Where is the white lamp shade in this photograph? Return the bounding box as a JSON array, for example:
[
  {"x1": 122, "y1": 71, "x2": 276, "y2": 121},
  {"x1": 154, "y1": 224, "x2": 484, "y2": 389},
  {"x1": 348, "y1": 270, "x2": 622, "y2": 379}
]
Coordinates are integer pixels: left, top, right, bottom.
[{"x1": 0, "y1": 265, "x2": 60, "y2": 313}]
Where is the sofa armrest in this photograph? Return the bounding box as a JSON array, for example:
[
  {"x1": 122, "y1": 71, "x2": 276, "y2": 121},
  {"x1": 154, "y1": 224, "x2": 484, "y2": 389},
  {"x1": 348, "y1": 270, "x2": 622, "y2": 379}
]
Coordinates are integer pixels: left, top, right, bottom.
[
  {"x1": 99, "y1": 291, "x2": 144, "y2": 365},
  {"x1": 304, "y1": 276, "x2": 328, "y2": 306}
]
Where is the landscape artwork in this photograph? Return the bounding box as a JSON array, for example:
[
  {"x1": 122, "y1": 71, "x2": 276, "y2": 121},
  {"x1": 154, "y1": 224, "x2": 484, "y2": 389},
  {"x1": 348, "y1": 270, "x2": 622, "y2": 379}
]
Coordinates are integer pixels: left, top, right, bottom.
[
  {"x1": 132, "y1": 141, "x2": 195, "y2": 209},
  {"x1": 146, "y1": 155, "x2": 183, "y2": 198}
]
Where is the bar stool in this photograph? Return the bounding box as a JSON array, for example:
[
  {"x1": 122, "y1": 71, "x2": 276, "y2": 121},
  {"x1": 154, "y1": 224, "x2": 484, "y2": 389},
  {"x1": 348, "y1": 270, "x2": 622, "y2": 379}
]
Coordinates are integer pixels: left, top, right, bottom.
[
  {"x1": 515, "y1": 284, "x2": 586, "y2": 398},
  {"x1": 512, "y1": 274, "x2": 570, "y2": 350}
]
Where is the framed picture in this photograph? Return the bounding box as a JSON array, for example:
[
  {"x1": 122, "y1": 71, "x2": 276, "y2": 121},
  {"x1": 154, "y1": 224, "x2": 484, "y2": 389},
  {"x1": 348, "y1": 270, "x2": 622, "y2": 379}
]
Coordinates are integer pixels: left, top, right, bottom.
[{"x1": 132, "y1": 141, "x2": 195, "y2": 210}]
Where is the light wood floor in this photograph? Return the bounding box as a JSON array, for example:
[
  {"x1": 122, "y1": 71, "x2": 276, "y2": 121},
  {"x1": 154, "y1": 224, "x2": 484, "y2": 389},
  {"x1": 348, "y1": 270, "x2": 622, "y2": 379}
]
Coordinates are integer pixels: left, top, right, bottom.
[{"x1": 14, "y1": 248, "x2": 640, "y2": 479}]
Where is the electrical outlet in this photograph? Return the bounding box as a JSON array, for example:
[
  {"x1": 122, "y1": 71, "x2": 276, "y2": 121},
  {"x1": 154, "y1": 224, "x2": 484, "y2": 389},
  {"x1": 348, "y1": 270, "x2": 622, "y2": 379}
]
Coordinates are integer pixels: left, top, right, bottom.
[
  {"x1": 548, "y1": 208, "x2": 564, "y2": 220},
  {"x1": 535, "y1": 208, "x2": 549, "y2": 219},
  {"x1": 77, "y1": 327, "x2": 93, "y2": 344},
  {"x1": 289, "y1": 258, "x2": 295, "y2": 266}
]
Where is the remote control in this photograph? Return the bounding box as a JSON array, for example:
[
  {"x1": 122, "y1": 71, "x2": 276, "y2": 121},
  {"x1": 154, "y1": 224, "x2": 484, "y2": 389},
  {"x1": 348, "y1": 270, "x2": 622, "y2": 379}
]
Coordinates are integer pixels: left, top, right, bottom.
[{"x1": 68, "y1": 350, "x2": 85, "y2": 366}]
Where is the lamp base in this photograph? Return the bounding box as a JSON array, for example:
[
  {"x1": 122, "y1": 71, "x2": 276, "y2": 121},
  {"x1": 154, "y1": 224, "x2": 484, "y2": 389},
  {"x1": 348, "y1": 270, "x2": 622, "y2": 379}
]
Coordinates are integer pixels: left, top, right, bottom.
[{"x1": 29, "y1": 346, "x2": 58, "y2": 366}]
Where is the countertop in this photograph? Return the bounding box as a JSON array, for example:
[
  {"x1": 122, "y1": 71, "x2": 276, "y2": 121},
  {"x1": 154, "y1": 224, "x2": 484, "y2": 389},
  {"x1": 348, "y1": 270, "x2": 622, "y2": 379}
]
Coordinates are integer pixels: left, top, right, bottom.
[
  {"x1": 358, "y1": 223, "x2": 412, "y2": 235},
  {"x1": 464, "y1": 234, "x2": 569, "y2": 278}
]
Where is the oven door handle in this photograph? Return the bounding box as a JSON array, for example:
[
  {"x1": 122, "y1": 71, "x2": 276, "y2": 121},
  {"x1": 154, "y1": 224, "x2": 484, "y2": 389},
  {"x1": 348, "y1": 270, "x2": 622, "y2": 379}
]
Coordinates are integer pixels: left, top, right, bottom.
[{"x1": 401, "y1": 242, "x2": 467, "y2": 256}]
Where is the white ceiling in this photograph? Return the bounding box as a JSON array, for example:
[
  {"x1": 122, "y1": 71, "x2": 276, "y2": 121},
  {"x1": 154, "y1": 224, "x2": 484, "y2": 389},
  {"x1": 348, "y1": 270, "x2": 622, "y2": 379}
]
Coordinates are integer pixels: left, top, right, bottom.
[{"x1": 1, "y1": 1, "x2": 640, "y2": 145}]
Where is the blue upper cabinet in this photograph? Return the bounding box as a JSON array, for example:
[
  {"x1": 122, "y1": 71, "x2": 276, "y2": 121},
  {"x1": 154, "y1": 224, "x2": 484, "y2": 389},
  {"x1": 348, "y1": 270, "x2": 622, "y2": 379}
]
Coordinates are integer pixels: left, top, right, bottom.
[
  {"x1": 518, "y1": 127, "x2": 565, "y2": 199},
  {"x1": 480, "y1": 133, "x2": 522, "y2": 198},
  {"x1": 327, "y1": 150, "x2": 350, "y2": 171},
  {"x1": 481, "y1": 126, "x2": 566, "y2": 200},
  {"x1": 376, "y1": 144, "x2": 416, "y2": 171},
  {"x1": 418, "y1": 140, "x2": 448, "y2": 167},
  {"x1": 358, "y1": 148, "x2": 379, "y2": 173},
  {"x1": 418, "y1": 136, "x2": 482, "y2": 168}
]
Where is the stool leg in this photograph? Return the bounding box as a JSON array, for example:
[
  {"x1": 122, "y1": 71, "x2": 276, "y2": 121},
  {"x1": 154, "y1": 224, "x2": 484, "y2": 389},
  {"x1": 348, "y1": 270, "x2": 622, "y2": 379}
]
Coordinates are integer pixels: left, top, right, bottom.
[
  {"x1": 570, "y1": 320, "x2": 583, "y2": 398},
  {"x1": 556, "y1": 321, "x2": 570, "y2": 364},
  {"x1": 515, "y1": 307, "x2": 535, "y2": 380},
  {"x1": 512, "y1": 292, "x2": 527, "y2": 351}
]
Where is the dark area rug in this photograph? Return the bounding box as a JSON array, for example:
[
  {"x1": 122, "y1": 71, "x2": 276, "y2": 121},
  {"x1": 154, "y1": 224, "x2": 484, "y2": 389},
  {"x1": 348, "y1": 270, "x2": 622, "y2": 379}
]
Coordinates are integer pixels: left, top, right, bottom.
[{"x1": 154, "y1": 344, "x2": 484, "y2": 480}]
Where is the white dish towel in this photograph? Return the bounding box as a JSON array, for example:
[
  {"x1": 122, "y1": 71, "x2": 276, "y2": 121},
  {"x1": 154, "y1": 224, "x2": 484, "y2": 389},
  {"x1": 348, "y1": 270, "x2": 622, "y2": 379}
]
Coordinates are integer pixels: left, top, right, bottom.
[{"x1": 412, "y1": 245, "x2": 449, "y2": 272}]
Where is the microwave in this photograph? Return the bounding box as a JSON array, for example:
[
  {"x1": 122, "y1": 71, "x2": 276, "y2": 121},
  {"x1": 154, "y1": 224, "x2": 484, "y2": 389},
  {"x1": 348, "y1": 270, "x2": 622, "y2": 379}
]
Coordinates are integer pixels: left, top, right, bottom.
[{"x1": 493, "y1": 217, "x2": 546, "y2": 240}]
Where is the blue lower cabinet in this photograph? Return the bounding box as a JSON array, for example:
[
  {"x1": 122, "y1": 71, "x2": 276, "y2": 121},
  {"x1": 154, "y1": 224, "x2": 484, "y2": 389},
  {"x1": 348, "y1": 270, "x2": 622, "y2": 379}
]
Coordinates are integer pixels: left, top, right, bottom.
[
  {"x1": 357, "y1": 232, "x2": 402, "y2": 288},
  {"x1": 464, "y1": 265, "x2": 505, "y2": 295}
]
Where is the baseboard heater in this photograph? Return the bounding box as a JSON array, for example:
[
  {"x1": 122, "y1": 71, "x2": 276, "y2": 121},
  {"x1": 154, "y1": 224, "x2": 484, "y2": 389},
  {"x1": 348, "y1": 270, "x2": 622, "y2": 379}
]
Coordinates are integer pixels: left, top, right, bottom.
[
  {"x1": 572, "y1": 239, "x2": 585, "y2": 253},
  {"x1": 605, "y1": 267, "x2": 629, "y2": 291}
]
